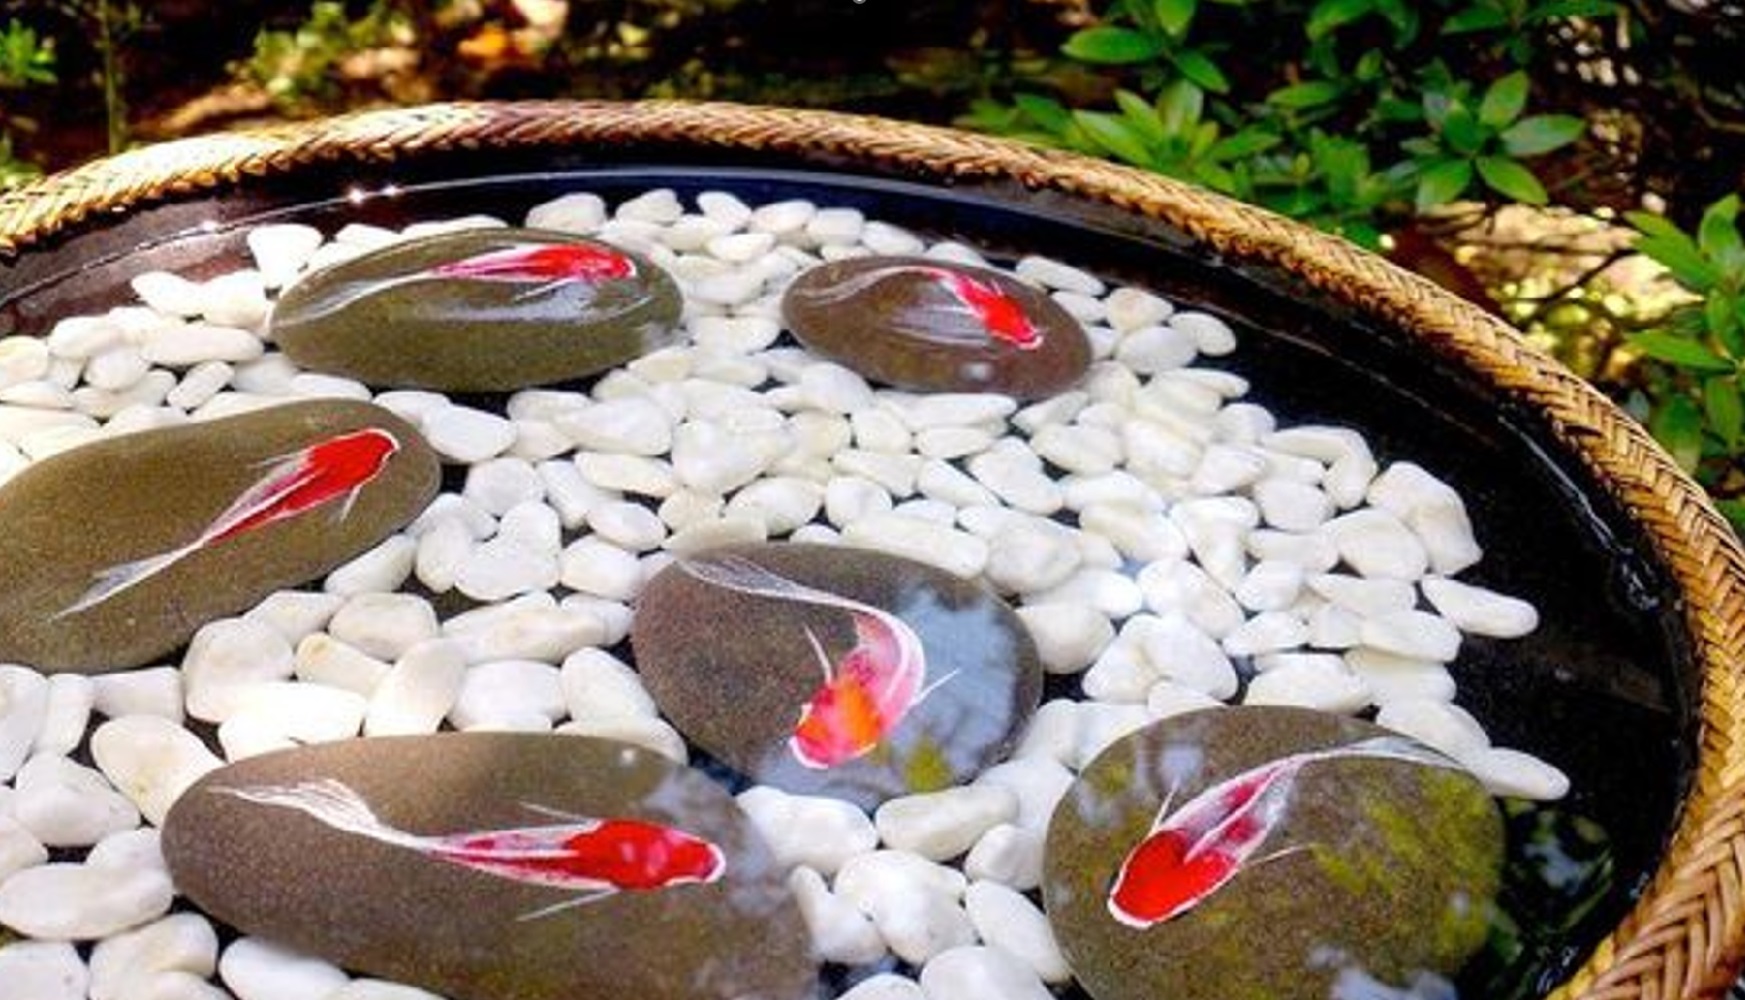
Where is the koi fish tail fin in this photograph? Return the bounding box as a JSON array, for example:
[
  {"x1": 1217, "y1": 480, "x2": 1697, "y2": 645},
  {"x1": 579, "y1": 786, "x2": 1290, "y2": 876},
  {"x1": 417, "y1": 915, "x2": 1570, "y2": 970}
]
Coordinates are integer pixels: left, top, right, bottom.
[
  {"x1": 210, "y1": 779, "x2": 424, "y2": 850},
  {"x1": 1333, "y1": 736, "x2": 1464, "y2": 772},
  {"x1": 54, "y1": 543, "x2": 199, "y2": 619},
  {"x1": 677, "y1": 554, "x2": 869, "y2": 614}
]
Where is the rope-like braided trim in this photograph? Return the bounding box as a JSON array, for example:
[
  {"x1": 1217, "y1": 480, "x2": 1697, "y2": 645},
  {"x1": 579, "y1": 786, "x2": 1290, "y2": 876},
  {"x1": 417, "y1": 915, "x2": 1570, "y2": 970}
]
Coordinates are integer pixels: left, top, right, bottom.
[{"x1": 4, "y1": 100, "x2": 1744, "y2": 999}]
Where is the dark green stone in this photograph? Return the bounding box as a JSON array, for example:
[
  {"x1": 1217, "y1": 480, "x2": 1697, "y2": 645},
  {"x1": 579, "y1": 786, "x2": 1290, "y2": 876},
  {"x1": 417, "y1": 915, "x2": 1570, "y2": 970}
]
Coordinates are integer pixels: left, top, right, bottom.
[
  {"x1": 163, "y1": 734, "x2": 816, "y2": 1000},
  {"x1": 270, "y1": 229, "x2": 682, "y2": 391},
  {"x1": 1043, "y1": 707, "x2": 1503, "y2": 1000},
  {"x1": 781, "y1": 256, "x2": 1091, "y2": 399},
  {"x1": 631, "y1": 542, "x2": 1044, "y2": 809},
  {"x1": 0, "y1": 400, "x2": 438, "y2": 673}
]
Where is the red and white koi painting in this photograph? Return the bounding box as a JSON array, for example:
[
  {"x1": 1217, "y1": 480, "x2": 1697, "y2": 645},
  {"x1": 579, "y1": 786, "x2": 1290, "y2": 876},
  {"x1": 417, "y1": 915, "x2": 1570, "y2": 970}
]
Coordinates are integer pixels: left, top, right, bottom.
[
  {"x1": 1107, "y1": 736, "x2": 1457, "y2": 930},
  {"x1": 811, "y1": 262, "x2": 1043, "y2": 351},
  {"x1": 214, "y1": 778, "x2": 726, "y2": 921},
  {"x1": 58, "y1": 427, "x2": 401, "y2": 617},
  {"x1": 677, "y1": 555, "x2": 949, "y2": 770},
  {"x1": 427, "y1": 242, "x2": 635, "y2": 286}
]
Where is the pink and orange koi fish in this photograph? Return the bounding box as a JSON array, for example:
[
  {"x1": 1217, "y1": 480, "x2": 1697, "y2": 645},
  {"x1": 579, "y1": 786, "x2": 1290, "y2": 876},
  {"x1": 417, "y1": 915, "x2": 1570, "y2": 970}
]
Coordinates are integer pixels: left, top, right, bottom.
[
  {"x1": 1108, "y1": 736, "x2": 1457, "y2": 929},
  {"x1": 921, "y1": 266, "x2": 1042, "y2": 351},
  {"x1": 215, "y1": 779, "x2": 726, "y2": 921},
  {"x1": 677, "y1": 555, "x2": 949, "y2": 770},
  {"x1": 57, "y1": 427, "x2": 400, "y2": 618},
  {"x1": 427, "y1": 242, "x2": 635, "y2": 285}
]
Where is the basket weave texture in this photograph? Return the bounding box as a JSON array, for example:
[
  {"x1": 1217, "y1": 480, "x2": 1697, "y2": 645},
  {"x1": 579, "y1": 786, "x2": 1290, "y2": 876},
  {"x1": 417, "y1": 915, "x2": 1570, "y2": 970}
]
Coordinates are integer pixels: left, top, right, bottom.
[{"x1": 4, "y1": 100, "x2": 1745, "y2": 1000}]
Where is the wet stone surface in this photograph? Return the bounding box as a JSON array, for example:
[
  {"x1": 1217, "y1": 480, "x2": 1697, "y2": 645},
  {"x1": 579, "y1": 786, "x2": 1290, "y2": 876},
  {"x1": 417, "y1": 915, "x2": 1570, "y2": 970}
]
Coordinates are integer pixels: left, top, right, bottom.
[
  {"x1": 633, "y1": 543, "x2": 1044, "y2": 809},
  {"x1": 0, "y1": 400, "x2": 438, "y2": 673},
  {"x1": 781, "y1": 256, "x2": 1091, "y2": 399},
  {"x1": 270, "y1": 229, "x2": 682, "y2": 391},
  {"x1": 163, "y1": 733, "x2": 816, "y2": 1000},
  {"x1": 1044, "y1": 707, "x2": 1503, "y2": 1000}
]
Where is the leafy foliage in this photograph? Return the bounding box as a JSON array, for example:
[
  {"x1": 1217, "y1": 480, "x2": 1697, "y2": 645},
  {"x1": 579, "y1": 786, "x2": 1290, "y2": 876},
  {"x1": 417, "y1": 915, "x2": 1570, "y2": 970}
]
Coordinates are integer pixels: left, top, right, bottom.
[{"x1": 0, "y1": 16, "x2": 56, "y2": 188}]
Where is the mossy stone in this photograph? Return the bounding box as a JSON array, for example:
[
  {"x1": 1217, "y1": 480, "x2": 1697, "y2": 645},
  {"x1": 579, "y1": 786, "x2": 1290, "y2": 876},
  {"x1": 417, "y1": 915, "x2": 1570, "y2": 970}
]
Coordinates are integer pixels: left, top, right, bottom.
[
  {"x1": 163, "y1": 734, "x2": 816, "y2": 1000},
  {"x1": 632, "y1": 543, "x2": 1044, "y2": 809},
  {"x1": 270, "y1": 229, "x2": 681, "y2": 391},
  {"x1": 0, "y1": 400, "x2": 438, "y2": 673},
  {"x1": 1043, "y1": 707, "x2": 1503, "y2": 1000},
  {"x1": 782, "y1": 256, "x2": 1091, "y2": 399}
]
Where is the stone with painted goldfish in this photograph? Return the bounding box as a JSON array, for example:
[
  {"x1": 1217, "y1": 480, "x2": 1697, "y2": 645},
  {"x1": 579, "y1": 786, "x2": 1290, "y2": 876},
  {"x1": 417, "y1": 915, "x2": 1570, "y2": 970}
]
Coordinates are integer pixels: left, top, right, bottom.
[
  {"x1": 781, "y1": 256, "x2": 1091, "y2": 399},
  {"x1": 270, "y1": 229, "x2": 682, "y2": 391},
  {"x1": 0, "y1": 399, "x2": 439, "y2": 672}
]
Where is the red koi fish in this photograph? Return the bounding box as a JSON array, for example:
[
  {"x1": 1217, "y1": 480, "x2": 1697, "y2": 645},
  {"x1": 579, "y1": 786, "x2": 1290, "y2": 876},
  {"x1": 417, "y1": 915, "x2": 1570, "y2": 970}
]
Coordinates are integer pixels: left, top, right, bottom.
[
  {"x1": 58, "y1": 427, "x2": 400, "y2": 618},
  {"x1": 920, "y1": 266, "x2": 1043, "y2": 351},
  {"x1": 215, "y1": 779, "x2": 726, "y2": 921},
  {"x1": 427, "y1": 242, "x2": 635, "y2": 286},
  {"x1": 809, "y1": 262, "x2": 1044, "y2": 351},
  {"x1": 1108, "y1": 736, "x2": 1457, "y2": 929},
  {"x1": 678, "y1": 555, "x2": 949, "y2": 770}
]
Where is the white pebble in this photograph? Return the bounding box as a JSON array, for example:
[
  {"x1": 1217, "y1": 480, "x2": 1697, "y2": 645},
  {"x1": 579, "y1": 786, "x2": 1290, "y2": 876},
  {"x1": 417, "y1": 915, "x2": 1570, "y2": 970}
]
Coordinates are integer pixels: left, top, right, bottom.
[
  {"x1": 876, "y1": 786, "x2": 1018, "y2": 861},
  {"x1": 1015, "y1": 255, "x2": 1103, "y2": 296},
  {"x1": 902, "y1": 393, "x2": 1017, "y2": 431},
  {"x1": 0, "y1": 859, "x2": 172, "y2": 939},
  {"x1": 226, "y1": 681, "x2": 368, "y2": 745},
  {"x1": 807, "y1": 206, "x2": 865, "y2": 244},
  {"x1": 1345, "y1": 648, "x2": 1457, "y2": 705},
  {"x1": 842, "y1": 975, "x2": 924, "y2": 1000},
  {"x1": 555, "y1": 714, "x2": 686, "y2": 762},
  {"x1": 32, "y1": 674, "x2": 92, "y2": 758},
  {"x1": 90, "y1": 715, "x2": 223, "y2": 826},
  {"x1": 968, "y1": 447, "x2": 1061, "y2": 515},
  {"x1": 1244, "y1": 657, "x2": 1371, "y2": 713},
  {"x1": 1026, "y1": 568, "x2": 1143, "y2": 619},
  {"x1": 825, "y1": 475, "x2": 894, "y2": 527},
  {"x1": 12, "y1": 753, "x2": 140, "y2": 847},
  {"x1": 1375, "y1": 698, "x2": 1491, "y2": 759},
  {"x1": 0, "y1": 816, "x2": 48, "y2": 882},
  {"x1": 984, "y1": 522, "x2": 1081, "y2": 595},
  {"x1": 1325, "y1": 509, "x2": 1429, "y2": 580},
  {"x1": 462, "y1": 457, "x2": 544, "y2": 515},
  {"x1": 1079, "y1": 503, "x2": 1186, "y2": 563},
  {"x1": 1116, "y1": 324, "x2": 1197, "y2": 373},
  {"x1": 557, "y1": 397, "x2": 673, "y2": 456},
  {"x1": 413, "y1": 518, "x2": 470, "y2": 593},
  {"x1": 1421, "y1": 577, "x2": 1539, "y2": 638},
  {"x1": 1307, "y1": 573, "x2": 1417, "y2": 616},
  {"x1": 1137, "y1": 560, "x2": 1245, "y2": 638},
  {"x1": 197, "y1": 272, "x2": 270, "y2": 330},
  {"x1": 1220, "y1": 610, "x2": 1310, "y2": 657},
  {"x1": 1145, "y1": 679, "x2": 1225, "y2": 719},
  {"x1": 1254, "y1": 478, "x2": 1334, "y2": 531},
  {"x1": 737, "y1": 786, "x2": 878, "y2": 876},
  {"x1": 323, "y1": 535, "x2": 417, "y2": 596},
  {"x1": 364, "y1": 640, "x2": 467, "y2": 737},
  {"x1": 559, "y1": 648, "x2": 655, "y2": 720},
  {"x1": 836, "y1": 853, "x2": 974, "y2": 966},
  {"x1": 691, "y1": 315, "x2": 782, "y2": 353},
  {"x1": 1137, "y1": 614, "x2": 1238, "y2": 698},
  {"x1": 454, "y1": 539, "x2": 560, "y2": 601},
  {"x1": 449, "y1": 660, "x2": 565, "y2": 729},
  {"x1": 327, "y1": 593, "x2": 439, "y2": 663},
  {"x1": 181, "y1": 618, "x2": 295, "y2": 723},
  {"x1": 560, "y1": 536, "x2": 645, "y2": 600},
  {"x1": 964, "y1": 881, "x2": 1071, "y2": 983},
  {"x1": 1360, "y1": 609, "x2": 1462, "y2": 662},
  {"x1": 962, "y1": 823, "x2": 1044, "y2": 891},
  {"x1": 0, "y1": 940, "x2": 88, "y2": 1000},
  {"x1": 245, "y1": 224, "x2": 323, "y2": 287},
  {"x1": 525, "y1": 192, "x2": 606, "y2": 233},
  {"x1": 575, "y1": 452, "x2": 679, "y2": 497},
  {"x1": 538, "y1": 459, "x2": 613, "y2": 528},
  {"x1": 587, "y1": 501, "x2": 667, "y2": 551},
  {"x1": 920, "y1": 944, "x2": 1053, "y2": 1000},
  {"x1": 219, "y1": 937, "x2": 349, "y2": 1000},
  {"x1": 89, "y1": 912, "x2": 218, "y2": 1000},
  {"x1": 842, "y1": 514, "x2": 988, "y2": 578},
  {"x1": 130, "y1": 271, "x2": 207, "y2": 318},
  {"x1": 972, "y1": 757, "x2": 1074, "y2": 832},
  {"x1": 421, "y1": 405, "x2": 516, "y2": 463},
  {"x1": 1455, "y1": 746, "x2": 1569, "y2": 800},
  {"x1": 91, "y1": 668, "x2": 183, "y2": 723},
  {"x1": 1016, "y1": 603, "x2": 1113, "y2": 675},
  {"x1": 788, "y1": 866, "x2": 886, "y2": 965},
  {"x1": 243, "y1": 590, "x2": 344, "y2": 645},
  {"x1": 1233, "y1": 559, "x2": 1305, "y2": 611},
  {"x1": 673, "y1": 419, "x2": 778, "y2": 495},
  {"x1": 1072, "y1": 702, "x2": 1153, "y2": 768}
]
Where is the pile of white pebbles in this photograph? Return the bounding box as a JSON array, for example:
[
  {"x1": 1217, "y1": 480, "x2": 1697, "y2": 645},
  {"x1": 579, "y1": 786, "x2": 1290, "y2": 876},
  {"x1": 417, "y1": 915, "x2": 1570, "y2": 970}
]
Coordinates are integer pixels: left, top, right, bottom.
[{"x1": 0, "y1": 186, "x2": 1568, "y2": 1000}]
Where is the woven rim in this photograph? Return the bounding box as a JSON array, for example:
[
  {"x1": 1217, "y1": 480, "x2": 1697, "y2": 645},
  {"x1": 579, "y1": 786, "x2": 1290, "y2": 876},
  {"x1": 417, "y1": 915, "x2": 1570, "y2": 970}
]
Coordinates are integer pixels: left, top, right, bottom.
[{"x1": 4, "y1": 99, "x2": 1744, "y2": 999}]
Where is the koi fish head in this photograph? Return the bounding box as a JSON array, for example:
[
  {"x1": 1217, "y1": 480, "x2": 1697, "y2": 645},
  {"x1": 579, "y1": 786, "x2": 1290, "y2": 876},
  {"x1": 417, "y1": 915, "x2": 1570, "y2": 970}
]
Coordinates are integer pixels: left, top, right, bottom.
[
  {"x1": 934, "y1": 270, "x2": 1043, "y2": 351},
  {"x1": 309, "y1": 428, "x2": 401, "y2": 488},
  {"x1": 1108, "y1": 828, "x2": 1240, "y2": 929},
  {"x1": 789, "y1": 673, "x2": 887, "y2": 770},
  {"x1": 568, "y1": 818, "x2": 727, "y2": 892},
  {"x1": 432, "y1": 243, "x2": 635, "y2": 283}
]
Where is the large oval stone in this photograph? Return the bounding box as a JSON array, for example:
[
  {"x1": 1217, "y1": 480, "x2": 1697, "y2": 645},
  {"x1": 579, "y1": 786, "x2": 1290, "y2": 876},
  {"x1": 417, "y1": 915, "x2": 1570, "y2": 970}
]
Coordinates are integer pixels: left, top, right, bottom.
[
  {"x1": 632, "y1": 543, "x2": 1043, "y2": 808},
  {"x1": 781, "y1": 256, "x2": 1091, "y2": 399},
  {"x1": 271, "y1": 229, "x2": 682, "y2": 391},
  {"x1": 163, "y1": 734, "x2": 816, "y2": 1000},
  {"x1": 1044, "y1": 707, "x2": 1503, "y2": 1000},
  {"x1": 0, "y1": 400, "x2": 438, "y2": 673}
]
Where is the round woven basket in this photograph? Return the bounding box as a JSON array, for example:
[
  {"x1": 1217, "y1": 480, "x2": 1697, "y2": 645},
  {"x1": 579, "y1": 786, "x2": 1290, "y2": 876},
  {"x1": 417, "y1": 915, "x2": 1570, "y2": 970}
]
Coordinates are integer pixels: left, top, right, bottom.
[{"x1": 2, "y1": 100, "x2": 1743, "y2": 1000}]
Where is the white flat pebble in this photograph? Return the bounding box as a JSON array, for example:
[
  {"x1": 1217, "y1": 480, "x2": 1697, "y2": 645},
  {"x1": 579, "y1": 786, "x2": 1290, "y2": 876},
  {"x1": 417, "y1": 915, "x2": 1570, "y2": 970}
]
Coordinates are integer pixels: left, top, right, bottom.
[
  {"x1": 1359, "y1": 609, "x2": 1462, "y2": 662},
  {"x1": 0, "y1": 859, "x2": 173, "y2": 939},
  {"x1": 526, "y1": 192, "x2": 606, "y2": 232},
  {"x1": 836, "y1": 855, "x2": 974, "y2": 966},
  {"x1": 842, "y1": 514, "x2": 988, "y2": 578},
  {"x1": 984, "y1": 522, "x2": 1081, "y2": 595},
  {"x1": 323, "y1": 535, "x2": 417, "y2": 596},
  {"x1": 0, "y1": 816, "x2": 49, "y2": 882},
  {"x1": 900, "y1": 393, "x2": 1016, "y2": 430},
  {"x1": 920, "y1": 944, "x2": 1053, "y2": 1000},
  {"x1": 1375, "y1": 698, "x2": 1491, "y2": 759},
  {"x1": 219, "y1": 937, "x2": 350, "y2": 1000},
  {"x1": 725, "y1": 477, "x2": 824, "y2": 535},
  {"x1": 963, "y1": 823, "x2": 1044, "y2": 891},
  {"x1": 462, "y1": 457, "x2": 544, "y2": 515},
  {"x1": 449, "y1": 660, "x2": 565, "y2": 729},
  {"x1": 841, "y1": 974, "x2": 925, "y2": 1000},
  {"x1": 454, "y1": 539, "x2": 560, "y2": 601},
  {"x1": 1016, "y1": 255, "x2": 1103, "y2": 296},
  {"x1": 557, "y1": 397, "x2": 673, "y2": 456},
  {"x1": 1137, "y1": 560, "x2": 1245, "y2": 638},
  {"x1": 1455, "y1": 746, "x2": 1569, "y2": 800},
  {"x1": 1244, "y1": 657, "x2": 1371, "y2": 713},
  {"x1": 246, "y1": 224, "x2": 323, "y2": 287},
  {"x1": 90, "y1": 715, "x2": 223, "y2": 826},
  {"x1": 0, "y1": 666, "x2": 47, "y2": 781},
  {"x1": 576, "y1": 452, "x2": 679, "y2": 497},
  {"x1": 973, "y1": 757, "x2": 1074, "y2": 832},
  {"x1": 560, "y1": 648, "x2": 656, "y2": 720},
  {"x1": 12, "y1": 753, "x2": 140, "y2": 847},
  {"x1": 1136, "y1": 614, "x2": 1238, "y2": 698},
  {"x1": 1326, "y1": 508, "x2": 1428, "y2": 580},
  {"x1": 244, "y1": 590, "x2": 344, "y2": 645},
  {"x1": 1169, "y1": 310, "x2": 1237, "y2": 354},
  {"x1": 1221, "y1": 610, "x2": 1310, "y2": 657},
  {"x1": 1345, "y1": 648, "x2": 1457, "y2": 705},
  {"x1": 91, "y1": 668, "x2": 184, "y2": 723},
  {"x1": 876, "y1": 786, "x2": 1018, "y2": 862},
  {"x1": 0, "y1": 940, "x2": 88, "y2": 1000},
  {"x1": 1078, "y1": 502, "x2": 1186, "y2": 563},
  {"x1": 327, "y1": 593, "x2": 439, "y2": 662},
  {"x1": 421, "y1": 405, "x2": 516, "y2": 463},
  {"x1": 1145, "y1": 679, "x2": 1225, "y2": 718},
  {"x1": 1073, "y1": 702, "x2": 1153, "y2": 769},
  {"x1": 1012, "y1": 699, "x2": 1081, "y2": 766},
  {"x1": 964, "y1": 881, "x2": 1071, "y2": 983},
  {"x1": 364, "y1": 639, "x2": 467, "y2": 737},
  {"x1": 1307, "y1": 573, "x2": 1417, "y2": 616},
  {"x1": 1234, "y1": 559, "x2": 1305, "y2": 612},
  {"x1": 227, "y1": 681, "x2": 368, "y2": 745},
  {"x1": 737, "y1": 785, "x2": 878, "y2": 876},
  {"x1": 33, "y1": 673, "x2": 92, "y2": 757},
  {"x1": 1421, "y1": 577, "x2": 1539, "y2": 638},
  {"x1": 89, "y1": 912, "x2": 218, "y2": 1000},
  {"x1": 789, "y1": 866, "x2": 886, "y2": 965},
  {"x1": 1016, "y1": 602, "x2": 1113, "y2": 674},
  {"x1": 1026, "y1": 568, "x2": 1143, "y2": 619},
  {"x1": 181, "y1": 618, "x2": 295, "y2": 723}
]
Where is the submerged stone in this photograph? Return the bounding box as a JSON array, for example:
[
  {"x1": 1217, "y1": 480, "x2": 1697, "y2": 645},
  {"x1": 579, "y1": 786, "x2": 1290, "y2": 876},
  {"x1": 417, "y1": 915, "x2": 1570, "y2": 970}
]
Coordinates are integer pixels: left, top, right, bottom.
[
  {"x1": 271, "y1": 229, "x2": 682, "y2": 391},
  {"x1": 1043, "y1": 707, "x2": 1502, "y2": 1000},
  {"x1": 782, "y1": 256, "x2": 1091, "y2": 399},
  {"x1": 0, "y1": 400, "x2": 438, "y2": 673},
  {"x1": 163, "y1": 734, "x2": 815, "y2": 1000},
  {"x1": 632, "y1": 542, "x2": 1043, "y2": 809}
]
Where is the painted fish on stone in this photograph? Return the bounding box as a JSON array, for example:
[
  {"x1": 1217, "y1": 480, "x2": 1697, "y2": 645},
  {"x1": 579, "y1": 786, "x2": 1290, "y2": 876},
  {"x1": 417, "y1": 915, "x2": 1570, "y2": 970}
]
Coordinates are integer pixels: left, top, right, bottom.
[
  {"x1": 214, "y1": 778, "x2": 726, "y2": 921},
  {"x1": 1108, "y1": 736, "x2": 1459, "y2": 930},
  {"x1": 428, "y1": 241, "x2": 637, "y2": 288},
  {"x1": 809, "y1": 262, "x2": 1043, "y2": 350},
  {"x1": 57, "y1": 427, "x2": 401, "y2": 617},
  {"x1": 677, "y1": 554, "x2": 951, "y2": 770}
]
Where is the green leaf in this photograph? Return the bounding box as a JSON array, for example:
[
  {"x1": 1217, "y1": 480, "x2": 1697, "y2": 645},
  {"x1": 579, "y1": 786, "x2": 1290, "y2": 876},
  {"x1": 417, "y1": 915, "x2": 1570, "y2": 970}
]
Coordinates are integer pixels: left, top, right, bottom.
[
  {"x1": 1154, "y1": 0, "x2": 1198, "y2": 37},
  {"x1": 1073, "y1": 110, "x2": 1155, "y2": 167},
  {"x1": 1415, "y1": 158, "x2": 1473, "y2": 210},
  {"x1": 1268, "y1": 81, "x2": 1344, "y2": 109},
  {"x1": 1307, "y1": 0, "x2": 1374, "y2": 38},
  {"x1": 1062, "y1": 26, "x2": 1166, "y2": 64},
  {"x1": 1115, "y1": 89, "x2": 1169, "y2": 145},
  {"x1": 1012, "y1": 94, "x2": 1072, "y2": 134},
  {"x1": 1169, "y1": 48, "x2": 1230, "y2": 93},
  {"x1": 1475, "y1": 156, "x2": 1548, "y2": 204},
  {"x1": 1708, "y1": 289, "x2": 1743, "y2": 356},
  {"x1": 1697, "y1": 195, "x2": 1744, "y2": 268},
  {"x1": 1715, "y1": 498, "x2": 1745, "y2": 535},
  {"x1": 1705, "y1": 376, "x2": 1745, "y2": 449},
  {"x1": 1629, "y1": 330, "x2": 1737, "y2": 373},
  {"x1": 1499, "y1": 114, "x2": 1585, "y2": 156},
  {"x1": 1479, "y1": 72, "x2": 1530, "y2": 128},
  {"x1": 1650, "y1": 395, "x2": 1705, "y2": 472},
  {"x1": 1157, "y1": 79, "x2": 1205, "y2": 135},
  {"x1": 1442, "y1": 7, "x2": 1509, "y2": 33},
  {"x1": 1441, "y1": 105, "x2": 1487, "y2": 155},
  {"x1": 1629, "y1": 221, "x2": 1721, "y2": 292},
  {"x1": 1526, "y1": 0, "x2": 1621, "y2": 20},
  {"x1": 1209, "y1": 128, "x2": 1281, "y2": 160}
]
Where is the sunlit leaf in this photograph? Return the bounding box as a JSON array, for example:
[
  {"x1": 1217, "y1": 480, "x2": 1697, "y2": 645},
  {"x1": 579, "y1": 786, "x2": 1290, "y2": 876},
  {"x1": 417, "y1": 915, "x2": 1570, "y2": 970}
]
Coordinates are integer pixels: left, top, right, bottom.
[
  {"x1": 1627, "y1": 220, "x2": 1720, "y2": 293},
  {"x1": 1115, "y1": 89, "x2": 1169, "y2": 145},
  {"x1": 1157, "y1": 79, "x2": 1205, "y2": 135},
  {"x1": 1013, "y1": 93, "x2": 1072, "y2": 134},
  {"x1": 1415, "y1": 158, "x2": 1472, "y2": 210},
  {"x1": 1441, "y1": 105, "x2": 1488, "y2": 155},
  {"x1": 1697, "y1": 194, "x2": 1744, "y2": 269},
  {"x1": 1063, "y1": 26, "x2": 1166, "y2": 64},
  {"x1": 1209, "y1": 128, "x2": 1281, "y2": 160},
  {"x1": 1629, "y1": 330, "x2": 1736, "y2": 373},
  {"x1": 1500, "y1": 115, "x2": 1585, "y2": 156},
  {"x1": 1155, "y1": 0, "x2": 1199, "y2": 37},
  {"x1": 1476, "y1": 155, "x2": 1548, "y2": 204},
  {"x1": 1073, "y1": 110, "x2": 1155, "y2": 167},
  {"x1": 1307, "y1": 0, "x2": 1375, "y2": 39},
  {"x1": 1479, "y1": 71, "x2": 1530, "y2": 128},
  {"x1": 1708, "y1": 289, "x2": 1743, "y2": 357},
  {"x1": 1169, "y1": 47, "x2": 1230, "y2": 92},
  {"x1": 1268, "y1": 81, "x2": 1343, "y2": 109}
]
